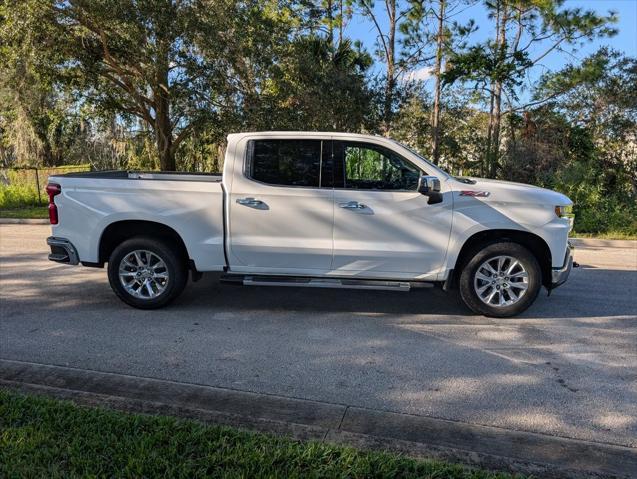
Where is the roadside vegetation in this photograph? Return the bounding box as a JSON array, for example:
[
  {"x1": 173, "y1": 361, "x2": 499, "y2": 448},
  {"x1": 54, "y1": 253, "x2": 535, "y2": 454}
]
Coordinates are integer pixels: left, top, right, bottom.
[
  {"x1": 0, "y1": 1, "x2": 635, "y2": 236},
  {"x1": 0, "y1": 205, "x2": 47, "y2": 219},
  {"x1": 0, "y1": 164, "x2": 90, "y2": 218},
  {"x1": 0, "y1": 390, "x2": 523, "y2": 479}
]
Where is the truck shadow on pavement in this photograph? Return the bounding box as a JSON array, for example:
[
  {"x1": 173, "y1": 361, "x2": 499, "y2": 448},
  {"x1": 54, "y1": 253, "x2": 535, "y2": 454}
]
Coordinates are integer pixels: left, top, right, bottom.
[
  {"x1": 175, "y1": 265, "x2": 636, "y2": 320},
  {"x1": 1, "y1": 254, "x2": 636, "y2": 320}
]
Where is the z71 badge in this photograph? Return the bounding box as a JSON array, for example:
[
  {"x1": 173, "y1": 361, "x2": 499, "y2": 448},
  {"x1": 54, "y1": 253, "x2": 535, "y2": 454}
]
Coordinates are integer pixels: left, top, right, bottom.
[{"x1": 459, "y1": 190, "x2": 490, "y2": 197}]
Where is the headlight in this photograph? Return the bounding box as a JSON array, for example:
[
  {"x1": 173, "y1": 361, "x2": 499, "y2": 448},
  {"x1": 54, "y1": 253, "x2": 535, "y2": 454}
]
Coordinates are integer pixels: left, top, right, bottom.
[{"x1": 555, "y1": 205, "x2": 574, "y2": 231}]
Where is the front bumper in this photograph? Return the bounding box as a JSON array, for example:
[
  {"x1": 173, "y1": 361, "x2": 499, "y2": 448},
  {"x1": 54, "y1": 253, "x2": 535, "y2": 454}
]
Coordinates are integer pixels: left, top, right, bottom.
[
  {"x1": 47, "y1": 237, "x2": 79, "y2": 265},
  {"x1": 551, "y1": 241, "x2": 574, "y2": 288}
]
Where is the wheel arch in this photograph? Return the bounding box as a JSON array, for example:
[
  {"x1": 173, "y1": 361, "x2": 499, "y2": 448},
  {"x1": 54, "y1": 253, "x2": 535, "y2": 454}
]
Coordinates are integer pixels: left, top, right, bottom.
[
  {"x1": 450, "y1": 229, "x2": 552, "y2": 289},
  {"x1": 98, "y1": 220, "x2": 190, "y2": 267}
]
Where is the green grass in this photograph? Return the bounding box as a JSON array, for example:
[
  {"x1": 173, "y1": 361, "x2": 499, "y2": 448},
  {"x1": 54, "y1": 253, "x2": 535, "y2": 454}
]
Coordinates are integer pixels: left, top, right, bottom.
[
  {"x1": 0, "y1": 390, "x2": 523, "y2": 479},
  {"x1": 571, "y1": 231, "x2": 637, "y2": 241},
  {"x1": 0, "y1": 164, "x2": 91, "y2": 210},
  {"x1": 0, "y1": 184, "x2": 45, "y2": 209},
  {"x1": 0, "y1": 206, "x2": 48, "y2": 219}
]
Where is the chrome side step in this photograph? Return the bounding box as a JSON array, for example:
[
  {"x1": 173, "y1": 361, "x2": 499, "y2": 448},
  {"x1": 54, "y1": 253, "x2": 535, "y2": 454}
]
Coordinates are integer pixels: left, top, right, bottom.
[{"x1": 221, "y1": 275, "x2": 411, "y2": 292}]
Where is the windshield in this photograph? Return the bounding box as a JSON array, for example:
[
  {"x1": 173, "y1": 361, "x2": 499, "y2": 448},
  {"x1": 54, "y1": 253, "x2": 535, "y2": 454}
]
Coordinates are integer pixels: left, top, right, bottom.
[
  {"x1": 389, "y1": 140, "x2": 476, "y2": 183},
  {"x1": 388, "y1": 140, "x2": 450, "y2": 179}
]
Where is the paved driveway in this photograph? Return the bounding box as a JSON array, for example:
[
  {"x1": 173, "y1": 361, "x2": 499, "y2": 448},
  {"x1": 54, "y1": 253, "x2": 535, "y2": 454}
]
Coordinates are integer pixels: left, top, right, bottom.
[{"x1": 1, "y1": 225, "x2": 636, "y2": 448}]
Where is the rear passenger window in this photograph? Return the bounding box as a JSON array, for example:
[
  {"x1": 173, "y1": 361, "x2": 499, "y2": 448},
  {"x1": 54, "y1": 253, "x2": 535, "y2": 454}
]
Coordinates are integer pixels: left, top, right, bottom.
[{"x1": 247, "y1": 140, "x2": 321, "y2": 187}]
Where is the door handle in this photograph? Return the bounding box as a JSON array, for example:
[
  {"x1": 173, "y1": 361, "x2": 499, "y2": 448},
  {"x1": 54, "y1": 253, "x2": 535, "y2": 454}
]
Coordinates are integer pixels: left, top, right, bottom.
[
  {"x1": 237, "y1": 197, "x2": 264, "y2": 207},
  {"x1": 339, "y1": 201, "x2": 367, "y2": 210}
]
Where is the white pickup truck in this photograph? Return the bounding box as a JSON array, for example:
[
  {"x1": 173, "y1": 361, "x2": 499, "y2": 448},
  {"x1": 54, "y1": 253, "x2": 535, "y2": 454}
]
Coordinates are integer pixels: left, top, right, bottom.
[{"x1": 46, "y1": 131, "x2": 575, "y2": 317}]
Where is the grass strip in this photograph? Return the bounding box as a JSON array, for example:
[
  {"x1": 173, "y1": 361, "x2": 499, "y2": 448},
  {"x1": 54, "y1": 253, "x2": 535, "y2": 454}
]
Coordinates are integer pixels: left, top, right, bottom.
[
  {"x1": 571, "y1": 231, "x2": 637, "y2": 240},
  {"x1": 0, "y1": 389, "x2": 523, "y2": 478},
  {"x1": 0, "y1": 206, "x2": 48, "y2": 219}
]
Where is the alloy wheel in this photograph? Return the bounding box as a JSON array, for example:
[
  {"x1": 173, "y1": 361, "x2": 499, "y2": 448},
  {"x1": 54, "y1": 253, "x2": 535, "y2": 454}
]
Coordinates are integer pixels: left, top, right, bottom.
[
  {"x1": 118, "y1": 250, "x2": 169, "y2": 299},
  {"x1": 473, "y1": 255, "x2": 529, "y2": 307}
]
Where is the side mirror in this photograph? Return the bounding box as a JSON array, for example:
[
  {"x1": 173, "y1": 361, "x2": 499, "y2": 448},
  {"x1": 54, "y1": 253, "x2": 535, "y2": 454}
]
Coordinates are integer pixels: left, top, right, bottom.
[{"x1": 417, "y1": 175, "x2": 443, "y2": 204}]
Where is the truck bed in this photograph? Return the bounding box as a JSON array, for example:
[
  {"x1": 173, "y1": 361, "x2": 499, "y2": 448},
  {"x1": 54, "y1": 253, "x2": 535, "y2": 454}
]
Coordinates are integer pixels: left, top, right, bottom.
[{"x1": 49, "y1": 169, "x2": 226, "y2": 272}]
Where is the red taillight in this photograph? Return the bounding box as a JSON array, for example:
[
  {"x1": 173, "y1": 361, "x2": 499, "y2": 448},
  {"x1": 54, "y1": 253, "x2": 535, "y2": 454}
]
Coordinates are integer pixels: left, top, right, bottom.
[{"x1": 46, "y1": 183, "x2": 61, "y2": 225}]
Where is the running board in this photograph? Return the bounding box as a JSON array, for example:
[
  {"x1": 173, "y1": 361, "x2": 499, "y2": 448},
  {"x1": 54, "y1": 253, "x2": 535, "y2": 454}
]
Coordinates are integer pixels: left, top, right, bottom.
[{"x1": 221, "y1": 275, "x2": 411, "y2": 292}]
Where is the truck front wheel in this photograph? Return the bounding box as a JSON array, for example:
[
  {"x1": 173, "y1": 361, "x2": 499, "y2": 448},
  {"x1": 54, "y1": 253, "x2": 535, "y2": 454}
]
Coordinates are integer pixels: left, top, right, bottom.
[
  {"x1": 107, "y1": 237, "x2": 188, "y2": 309},
  {"x1": 459, "y1": 242, "x2": 542, "y2": 317}
]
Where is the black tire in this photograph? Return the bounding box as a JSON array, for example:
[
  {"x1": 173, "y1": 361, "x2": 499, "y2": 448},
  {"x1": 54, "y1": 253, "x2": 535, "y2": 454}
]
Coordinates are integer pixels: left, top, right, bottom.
[
  {"x1": 459, "y1": 241, "x2": 542, "y2": 317},
  {"x1": 107, "y1": 236, "x2": 188, "y2": 309}
]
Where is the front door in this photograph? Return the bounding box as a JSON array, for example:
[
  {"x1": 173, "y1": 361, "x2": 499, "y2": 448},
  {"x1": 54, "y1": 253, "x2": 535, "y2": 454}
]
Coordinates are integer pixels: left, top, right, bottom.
[
  {"x1": 227, "y1": 137, "x2": 334, "y2": 274},
  {"x1": 330, "y1": 140, "x2": 452, "y2": 279}
]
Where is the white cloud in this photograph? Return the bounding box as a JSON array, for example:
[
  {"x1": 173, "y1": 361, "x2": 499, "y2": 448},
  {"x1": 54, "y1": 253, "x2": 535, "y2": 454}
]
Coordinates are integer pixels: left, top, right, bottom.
[{"x1": 404, "y1": 66, "x2": 434, "y2": 82}]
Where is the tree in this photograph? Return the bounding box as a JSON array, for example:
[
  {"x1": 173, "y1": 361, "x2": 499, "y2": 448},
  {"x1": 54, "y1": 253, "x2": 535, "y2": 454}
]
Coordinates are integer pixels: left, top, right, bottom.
[
  {"x1": 445, "y1": 0, "x2": 616, "y2": 177},
  {"x1": 401, "y1": 0, "x2": 475, "y2": 164},
  {"x1": 430, "y1": 0, "x2": 446, "y2": 164},
  {"x1": 545, "y1": 49, "x2": 637, "y2": 230},
  {"x1": 355, "y1": 0, "x2": 399, "y2": 133},
  {"x1": 0, "y1": 1, "x2": 70, "y2": 166},
  {"x1": 271, "y1": 37, "x2": 375, "y2": 131},
  {"x1": 2, "y1": 0, "x2": 235, "y2": 170},
  {"x1": 227, "y1": 35, "x2": 375, "y2": 133},
  {"x1": 389, "y1": 86, "x2": 431, "y2": 152},
  {"x1": 355, "y1": 0, "x2": 429, "y2": 134},
  {"x1": 300, "y1": 0, "x2": 353, "y2": 49}
]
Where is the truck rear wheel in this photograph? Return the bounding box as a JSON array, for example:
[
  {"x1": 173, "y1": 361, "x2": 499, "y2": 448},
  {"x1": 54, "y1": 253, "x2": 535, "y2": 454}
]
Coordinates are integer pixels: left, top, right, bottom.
[
  {"x1": 459, "y1": 242, "x2": 542, "y2": 317},
  {"x1": 107, "y1": 237, "x2": 188, "y2": 309}
]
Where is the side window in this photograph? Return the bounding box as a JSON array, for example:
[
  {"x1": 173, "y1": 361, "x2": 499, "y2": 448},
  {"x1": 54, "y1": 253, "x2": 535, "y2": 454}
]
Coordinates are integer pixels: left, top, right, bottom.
[
  {"x1": 248, "y1": 140, "x2": 321, "y2": 187},
  {"x1": 339, "y1": 142, "x2": 421, "y2": 190}
]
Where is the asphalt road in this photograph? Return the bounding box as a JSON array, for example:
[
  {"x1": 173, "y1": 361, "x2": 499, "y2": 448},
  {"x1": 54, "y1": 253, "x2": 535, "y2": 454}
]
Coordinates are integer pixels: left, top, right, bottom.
[{"x1": 1, "y1": 225, "x2": 636, "y2": 448}]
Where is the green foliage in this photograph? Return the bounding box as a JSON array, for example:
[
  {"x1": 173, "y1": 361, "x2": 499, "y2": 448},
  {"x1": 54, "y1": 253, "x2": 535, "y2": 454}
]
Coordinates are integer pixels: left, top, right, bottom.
[
  {"x1": 265, "y1": 36, "x2": 375, "y2": 131},
  {"x1": 0, "y1": 184, "x2": 44, "y2": 208},
  {"x1": 0, "y1": 390, "x2": 523, "y2": 478},
  {"x1": 501, "y1": 49, "x2": 637, "y2": 235},
  {"x1": 0, "y1": 0, "x2": 80, "y2": 167},
  {"x1": 0, "y1": 165, "x2": 91, "y2": 208},
  {"x1": 443, "y1": 46, "x2": 531, "y2": 93},
  {"x1": 0, "y1": 1, "x2": 633, "y2": 235},
  {"x1": 555, "y1": 160, "x2": 637, "y2": 236}
]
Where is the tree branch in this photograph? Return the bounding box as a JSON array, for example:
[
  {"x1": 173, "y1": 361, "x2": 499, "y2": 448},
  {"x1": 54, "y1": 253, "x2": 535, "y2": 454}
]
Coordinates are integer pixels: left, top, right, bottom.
[{"x1": 359, "y1": 0, "x2": 390, "y2": 62}]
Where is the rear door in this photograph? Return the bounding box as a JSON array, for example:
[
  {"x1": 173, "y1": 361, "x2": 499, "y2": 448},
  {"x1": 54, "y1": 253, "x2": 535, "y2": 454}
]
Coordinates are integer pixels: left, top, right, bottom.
[
  {"x1": 227, "y1": 137, "x2": 334, "y2": 274},
  {"x1": 330, "y1": 140, "x2": 451, "y2": 279}
]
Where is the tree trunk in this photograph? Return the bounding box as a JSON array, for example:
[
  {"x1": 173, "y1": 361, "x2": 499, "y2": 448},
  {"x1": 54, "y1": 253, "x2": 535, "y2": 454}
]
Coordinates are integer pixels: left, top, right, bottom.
[
  {"x1": 485, "y1": 92, "x2": 494, "y2": 177},
  {"x1": 489, "y1": 80, "x2": 503, "y2": 178},
  {"x1": 154, "y1": 54, "x2": 175, "y2": 171},
  {"x1": 326, "y1": 0, "x2": 334, "y2": 48},
  {"x1": 41, "y1": 140, "x2": 54, "y2": 167},
  {"x1": 430, "y1": 0, "x2": 445, "y2": 165},
  {"x1": 486, "y1": 0, "x2": 507, "y2": 178},
  {"x1": 383, "y1": 0, "x2": 396, "y2": 136},
  {"x1": 156, "y1": 116, "x2": 174, "y2": 171},
  {"x1": 338, "y1": 0, "x2": 344, "y2": 46}
]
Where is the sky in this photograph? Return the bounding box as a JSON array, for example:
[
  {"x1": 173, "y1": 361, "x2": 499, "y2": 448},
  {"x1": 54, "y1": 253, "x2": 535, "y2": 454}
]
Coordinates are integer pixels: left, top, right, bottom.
[{"x1": 345, "y1": 0, "x2": 637, "y2": 94}]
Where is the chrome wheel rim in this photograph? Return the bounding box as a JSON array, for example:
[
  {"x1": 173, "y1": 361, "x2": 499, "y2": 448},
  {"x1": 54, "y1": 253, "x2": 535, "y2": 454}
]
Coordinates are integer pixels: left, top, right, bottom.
[
  {"x1": 474, "y1": 255, "x2": 529, "y2": 308},
  {"x1": 119, "y1": 250, "x2": 169, "y2": 300}
]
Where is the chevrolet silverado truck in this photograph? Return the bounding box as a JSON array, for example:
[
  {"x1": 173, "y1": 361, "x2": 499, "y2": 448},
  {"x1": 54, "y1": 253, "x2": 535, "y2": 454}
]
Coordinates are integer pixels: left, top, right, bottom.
[{"x1": 45, "y1": 131, "x2": 575, "y2": 317}]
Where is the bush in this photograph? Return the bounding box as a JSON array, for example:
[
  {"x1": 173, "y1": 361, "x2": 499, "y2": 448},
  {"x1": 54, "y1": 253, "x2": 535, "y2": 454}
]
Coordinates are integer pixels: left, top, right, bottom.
[
  {"x1": 0, "y1": 183, "x2": 45, "y2": 208},
  {"x1": 0, "y1": 165, "x2": 91, "y2": 209}
]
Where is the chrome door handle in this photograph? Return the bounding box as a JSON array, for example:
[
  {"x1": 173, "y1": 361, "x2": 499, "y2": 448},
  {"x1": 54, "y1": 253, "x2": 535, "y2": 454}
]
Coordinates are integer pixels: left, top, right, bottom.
[
  {"x1": 237, "y1": 197, "x2": 264, "y2": 207},
  {"x1": 339, "y1": 201, "x2": 367, "y2": 210}
]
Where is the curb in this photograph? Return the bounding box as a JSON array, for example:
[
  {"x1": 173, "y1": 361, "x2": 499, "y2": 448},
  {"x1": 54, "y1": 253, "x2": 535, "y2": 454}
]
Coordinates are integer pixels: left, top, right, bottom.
[
  {"x1": 1, "y1": 359, "x2": 635, "y2": 479},
  {"x1": 0, "y1": 218, "x2": 49, "y2": 224}
]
